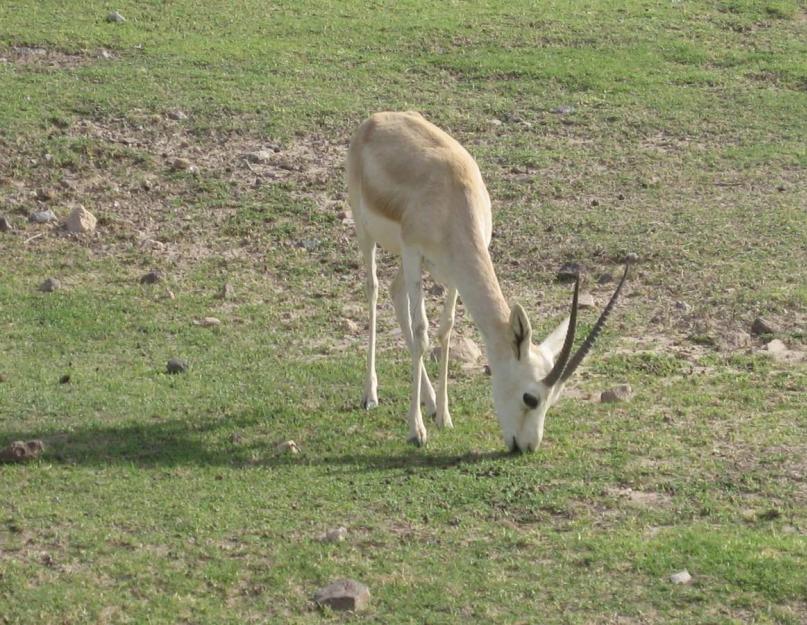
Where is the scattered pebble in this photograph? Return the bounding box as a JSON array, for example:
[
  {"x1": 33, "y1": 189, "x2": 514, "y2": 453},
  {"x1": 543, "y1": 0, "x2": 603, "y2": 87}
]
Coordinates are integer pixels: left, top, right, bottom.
[
  {"x1": 0, "y1": 215, "x2": 12, "y2": 232},
  {"x1": 36, "y1": 188, "x2": 56, "y2": 201},
  {"x1": 557, "y1": 262, "x2": 584, "y2": 282},
  {"x1": 551, "y1": 105, "x2": 575, "y2": 115},
  {"x1": 577, "y1": 293, "x2": 596, "y2": 309},
  {"x1": 166, "y1": 358, "x2": 188, "y2": 374},
  {"x1": 276, "y1": 440, "x2": 300, "y2": 455},
  {"x1": 601, "y1": 383, "x2": 633, "y2": 403},
  {"x1": 488, "y1": 118, "x2": 503, "y2": 127},
  {"x1": 0, "y1": 440, "x2": 45, "y2": 463},
  {"x1": 750, "y1": 317, "x2": 778, "y2": 336},
  {"x1": 297, "y1": 239, "x2": 320, "y2": 252},
  {"x1": 763, "y1": 339, "x2": 788, "y2": 355},
  {"x1": 64, "y1": 205, "x2": 97, "y2": 234},
  {"x1": 193, "y1": 317, "x2": 221, "y2": 327},
  {"x1": 313, "y1": 579, "x2": 370, "y2": 612},
  {"x1": 59, "y1": 374, "x2": 71, "y2": 384},
  {"x1": 218, "y1": 283, "x2": 235, "y2": 300},
  {"x1": 674, "y1": 301, "x2": 692, "y2": 314},
  {"x1": 38, "y1": 277, "x2": 61, "y2": 292},
  {"x1": 29, "y1": 209, "x2": 58, "y2": 224},
  {"x1": 170, "y1": 157, "x2": 195, "y2": 172},
  {"x1": 167, "y1": 109, "x2": 188, "y2": 121},
  {"x1": 106, "y1": 10, "x2": 126, "y2": 23},
  {"x1": 590, "y1": 199, "x2": 599, "y2": 207},
  {"x1": 140, "y1": 270, "x2": 162, "y2": 285},
  {"x1": 341, "y1": 318, "x2": 360, "y2": 334},
  {"x1": 319, "y1": 526, "x2": 348, "y2": 543},
  {"x1": 722, "y1": 330, "x2": 752, "y2": 351},
  {"x1": 432, "y1": 336, "x2": 482, "y2": 368},
  {"x1": 670, "y1": 570, "x2": 692, "y2": 585},
  {"x1": 243, "y1": 149, "x2": 277, "y2": 164}
]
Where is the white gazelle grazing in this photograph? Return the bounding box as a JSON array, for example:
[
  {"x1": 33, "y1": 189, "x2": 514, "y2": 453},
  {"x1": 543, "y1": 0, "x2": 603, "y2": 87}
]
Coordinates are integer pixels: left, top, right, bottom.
[{"x1": 347, "y1": 111, "x2": 629, "y2": 452}]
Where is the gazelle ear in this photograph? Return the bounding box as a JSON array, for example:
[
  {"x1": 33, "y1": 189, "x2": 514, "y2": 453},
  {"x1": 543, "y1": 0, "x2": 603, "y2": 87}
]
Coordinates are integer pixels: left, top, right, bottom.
[
  {"x1": 509, "y1": 304, "x2": 532, "y2": 360},
  {"x1": 538, "y1": 316, "x2": 570, "y2": 363}
]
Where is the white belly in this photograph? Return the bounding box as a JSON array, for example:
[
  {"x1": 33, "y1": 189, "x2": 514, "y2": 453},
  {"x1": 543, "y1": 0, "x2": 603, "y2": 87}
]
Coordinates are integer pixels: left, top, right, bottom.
[{"x1": 360, "y1": 208, "x2": 403, "y2": 255}]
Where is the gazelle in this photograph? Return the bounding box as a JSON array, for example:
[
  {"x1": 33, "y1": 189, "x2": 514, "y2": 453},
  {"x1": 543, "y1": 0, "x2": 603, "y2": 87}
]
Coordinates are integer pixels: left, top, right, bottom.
[{"x1": 347, "y1": 111, "x2": 629, "y2": 452}]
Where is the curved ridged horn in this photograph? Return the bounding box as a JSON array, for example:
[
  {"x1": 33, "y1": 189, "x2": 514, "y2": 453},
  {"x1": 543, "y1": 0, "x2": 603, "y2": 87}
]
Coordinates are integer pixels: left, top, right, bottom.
[
  {"x1": 542, "y1": 273, "x2": 580, "y2": 387},
  {"x1": 560, "y1": 262, "x2": 630, "y2": 383}
]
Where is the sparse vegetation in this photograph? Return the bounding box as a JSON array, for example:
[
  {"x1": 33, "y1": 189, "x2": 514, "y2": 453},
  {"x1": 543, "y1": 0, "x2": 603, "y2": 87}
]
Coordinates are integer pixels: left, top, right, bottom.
[{"x1": 1, "y1": 2, "x2": 805, "y2": 624}]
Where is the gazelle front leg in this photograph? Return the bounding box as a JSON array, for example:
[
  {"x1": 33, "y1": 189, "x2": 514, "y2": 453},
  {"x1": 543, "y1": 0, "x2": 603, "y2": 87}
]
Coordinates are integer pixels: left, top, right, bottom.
[
  {"x1": 402, "y1": 247, "x2": 428, "y2": 446},
  {"x1": 359, "y1": 235, "x2": 379, "y2": 409},
  {"x1": 390, "y1": 269, "x2": 437, "y2": 416},
  {"x1": 435, "y1": 287, "x2": 458, "y2": 429}
]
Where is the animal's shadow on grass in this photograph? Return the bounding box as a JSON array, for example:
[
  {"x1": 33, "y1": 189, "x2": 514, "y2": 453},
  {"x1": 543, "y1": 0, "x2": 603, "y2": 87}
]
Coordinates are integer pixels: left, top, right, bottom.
[{"x1": 1, "y1": 412, "x2": 509, "y2": 471}]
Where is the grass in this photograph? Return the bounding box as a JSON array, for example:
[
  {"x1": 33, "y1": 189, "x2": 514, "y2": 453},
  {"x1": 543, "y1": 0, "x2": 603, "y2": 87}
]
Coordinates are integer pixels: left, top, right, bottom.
[{"x1": 1, "y1": 1, "x2": 806, "y2": 623}]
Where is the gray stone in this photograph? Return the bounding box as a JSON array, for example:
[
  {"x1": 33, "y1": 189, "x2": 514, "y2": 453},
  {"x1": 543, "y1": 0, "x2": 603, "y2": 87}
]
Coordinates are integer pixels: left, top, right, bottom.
[
  {"x1": 64, "y1": 205, "x2": 97, "y2": 234},
  {"x1": 243, "y1": 149, "x2": 277, "y2": 164},
  {"x1": 0, "y1": 440, "x2": 45, "y2": 463},
  {"x1": 29, "y1": 210, "x2": 58, "y2": 224},
  {"x1": 674, "y1": 300, "x2": 692, "y2": 314},
  {"x1": 107, "y1": 11, "x2": 126, "y2": 23},
  {"x1": 557, "y1": 262, "x2": 584, "y2": 282},
  {"x1": 670, "y1": 570, "x2": 692, "y2": 585},
  {"x1": 167, "y1": 110, "x2": 188, "y2": 121},
  {"x1": 551, "y1": 105, "x2": 576, "y2": 115},
  {"x1": 751, "y1": 317, "x2": 778, "y2": 336},
  {"x1": 763, "y1": 339, "x2": 788, "y2": 355},
  {"x1": 38, "y1": 278, "x2": 61, "y2": 292},
  {"x1": 577, "y1": 293, "x2": 596, "y2": 309},
  {"x1": 140, "y1": 271, "x2": 162, "y2": 285},
  {"x1": 601, "y1": 384, "x2": 632, "y2": 403},
  {"x1": 319, "y1": 526, "x2": 348, "y2": 543},
  {"x1": 313, "y1": 579, "x2": 370, "y2": 612},
  {"x1": 166, "y1": 358, "x2": 188, "y2": 374}
]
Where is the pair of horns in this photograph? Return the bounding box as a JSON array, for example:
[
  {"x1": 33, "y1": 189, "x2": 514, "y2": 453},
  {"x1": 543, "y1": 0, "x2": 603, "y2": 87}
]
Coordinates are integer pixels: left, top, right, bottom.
[{"x1": 542, "y1": 263, "x2": 631, "y2": 387}]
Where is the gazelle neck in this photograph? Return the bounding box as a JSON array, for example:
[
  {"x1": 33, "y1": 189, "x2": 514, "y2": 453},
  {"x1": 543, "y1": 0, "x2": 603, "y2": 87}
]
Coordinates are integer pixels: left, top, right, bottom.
[{"x1": 449, "y1": 245, "x2": 513, "y2": 364}]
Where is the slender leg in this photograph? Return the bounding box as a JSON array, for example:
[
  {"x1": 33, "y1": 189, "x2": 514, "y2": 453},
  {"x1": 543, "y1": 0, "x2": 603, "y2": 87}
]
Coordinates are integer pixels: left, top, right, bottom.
[
  {"x1": 401, "y1": 247, "x2": 428, "y2": 446},
  {"x1": 435, "y1": 287, "x2": 458, "y2": 429},
  {"x1": 359, "y1": 234, "x2": 378, "y2": 409},
  {"x1": 390, "y1": 269, "x2": 437, "y2": 416}
]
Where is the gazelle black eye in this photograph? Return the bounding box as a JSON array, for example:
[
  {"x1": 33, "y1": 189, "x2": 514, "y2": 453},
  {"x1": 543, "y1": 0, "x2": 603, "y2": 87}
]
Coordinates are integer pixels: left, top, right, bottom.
[{"x1": 523, "y1": 393, "x2": 539, "y2": 409}]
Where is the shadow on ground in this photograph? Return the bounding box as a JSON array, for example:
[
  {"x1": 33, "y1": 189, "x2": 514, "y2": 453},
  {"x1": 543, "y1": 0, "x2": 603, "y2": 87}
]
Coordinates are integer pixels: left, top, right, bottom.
[{"x1": 1, "y1": 412, "x2": 509, "y2": 471}]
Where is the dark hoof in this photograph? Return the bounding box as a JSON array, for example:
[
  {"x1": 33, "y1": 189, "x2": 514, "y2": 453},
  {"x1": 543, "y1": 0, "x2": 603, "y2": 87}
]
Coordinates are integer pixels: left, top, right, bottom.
[
  {"x1": 362, "y1": 398, "x2": 378, "y2": 410},
  {"x1": 407, "y1": 435, "x2": 425, "y2": 448}
]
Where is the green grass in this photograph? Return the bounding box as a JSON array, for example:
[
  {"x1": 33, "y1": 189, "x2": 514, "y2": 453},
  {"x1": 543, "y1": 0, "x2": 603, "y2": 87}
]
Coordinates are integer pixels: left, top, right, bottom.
[{"x1": 1, "y1": 1, "x2": 806, "y2": 624}]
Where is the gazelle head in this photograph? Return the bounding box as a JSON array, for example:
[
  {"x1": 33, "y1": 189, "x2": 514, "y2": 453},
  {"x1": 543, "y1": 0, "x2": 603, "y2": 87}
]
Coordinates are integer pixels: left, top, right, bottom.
[{"x1": 489, "y1": 264, "x2": 630, "y2": 453}]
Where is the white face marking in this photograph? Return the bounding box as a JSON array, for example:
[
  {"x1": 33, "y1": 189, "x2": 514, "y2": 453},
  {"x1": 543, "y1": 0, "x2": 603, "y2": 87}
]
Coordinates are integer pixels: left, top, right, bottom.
[{"x1": 491, "y1": 344, "x2": 563, "y2": 452}]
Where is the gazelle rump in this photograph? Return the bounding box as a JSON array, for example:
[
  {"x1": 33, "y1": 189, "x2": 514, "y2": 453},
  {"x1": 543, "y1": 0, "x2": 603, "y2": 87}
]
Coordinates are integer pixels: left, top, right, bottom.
[{"x1": 347, "y1": 111, "x2": 629, "y2": 452}]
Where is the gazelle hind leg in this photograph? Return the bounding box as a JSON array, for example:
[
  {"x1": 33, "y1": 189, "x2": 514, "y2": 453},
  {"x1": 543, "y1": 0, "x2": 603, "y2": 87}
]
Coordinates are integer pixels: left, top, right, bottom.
[
  {"x1": 401, "y1": 246, "x2": 428, "y2": 446},
  {"x1": 435, "y1": 287, "x2": 458, "y2": 429},
  {"x1": 390, "y1": 269, "x2": 437, "y2": 417},
  {"x1": 358, "y1": 232, "x2": 379, "y2": 409}
]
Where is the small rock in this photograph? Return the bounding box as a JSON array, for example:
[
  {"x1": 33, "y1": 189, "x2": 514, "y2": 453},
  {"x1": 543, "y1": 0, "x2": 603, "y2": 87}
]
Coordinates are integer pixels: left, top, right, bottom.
[
  {"x1": 29, "y1": 209, "x2": 58, "y2": 224},
  {"x1": 433, "y1": 336, "x2": 482, "y2": 367},
  {"x1": 640, "y1": 176, "x2": 660, "y2": 189},
  {"x1": 193, "y1": 317, "x2": 221, "y2": 327},
  {"x1": 64, "y1": 205, "x2": 97, "y2": 234},
  {"x1": 557, "y1": 262, "x2": 584, "y2": 282},
  {"x1": 722, "y1": 330, "x2": 752, "y2": 351},
  {"x1": 577, "y1": 293, "x2": 596, "y2": 309},
  {"x1": 488, "y1": 118, "x2": 503, "y2": 127},
  {"x1": 59, "y1": 374, "x2": 71, "y2": 384},
  {"x1": 342, "y1": 318, "x2": 360, "y2": 334},
  {"x1": 551, "y1": 105, "x2": 575, "y2": 115},
  {"x1": 140, "y1": 270, "x2": 162, "y2": 285},
  {"x1": 243, "y1": 150, "x2": 276, "y2": 164},
  {"x1": 674, "y1": 301, "x2": 692, "y2": 314},
  {"x1": 218, "y1": 283, "x2": 235, "y2": 300},
  {"x1": 0, "y1": 215, "x2": 12, "y2": 232},
  {"x1": 38, "y1": 278, "x2": 61, "y2": 292},
  {"x1": 297, "y1": 239, "x2": 320, "y2": 252},
  {"x1": 170, "y1": 157, "x2": 194, "y2": 172},
  {"x1": 750, "y1": 317, "x2": 778, "y2": 336},
  {"x1": 624, "y1": 252, "x2": 639, "y2": 264},
  {"x1": 106, "y1": 10, "x2": 126, "y2": 23},
  {"x1": 36, "y1": 188, "x2": 56, "y2": 201},
  {"x1": 763, "y1": 339, "x2": 788, "y2": 355},
  {"x1": 428, "y1": 283, "x2": 445, "y2": 297},
  {"x1": 601, "y1": 384, "x2": 632, "y2": 403},
  {"x1": 0, "y1": 440, "x2": 45, "y2": 463},
  {"x1": 319, "y1": 526, "x2": 348, "y2": 543},
  {"x1": 313, "y1": 579, "x2": 370, "y2": 612},
  {"x1": 670, "y1": 570, "x2": 692, "y2": 585},
  {"x1": 98, "y1": 49, "x2": 114, "y2": 60},
  {"x1": 166, "y1": 358, "x2": 188, "y2": 374},
  {"x1": 590, "y1": 199, "x2": 599, "y2": 207},
  {"x1": 276, "y1": 440, "x2": 300, "y2": 455},
  {"x1": 167, "y1": 109, "x2": 188, "y2": 121}
]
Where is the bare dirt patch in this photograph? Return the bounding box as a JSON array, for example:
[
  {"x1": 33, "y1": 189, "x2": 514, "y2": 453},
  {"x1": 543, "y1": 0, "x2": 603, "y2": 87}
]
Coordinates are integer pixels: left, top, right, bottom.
[{"x1": 0, "y1": 45, "x2": 116, "y2": 69}]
